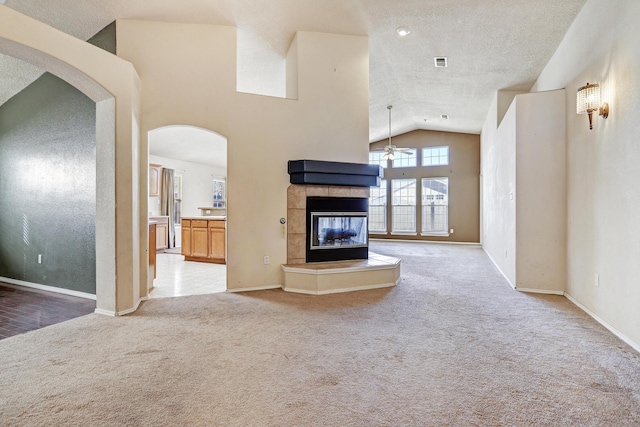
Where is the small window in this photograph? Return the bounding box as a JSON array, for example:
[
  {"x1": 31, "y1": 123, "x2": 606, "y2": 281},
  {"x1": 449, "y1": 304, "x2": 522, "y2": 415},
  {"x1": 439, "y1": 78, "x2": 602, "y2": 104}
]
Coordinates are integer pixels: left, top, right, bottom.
[
  {"x1": 369, "y1": 151, "x2": 387, "y2": 169},
  {"x1": 213, "y1": 178, "x2": 226, "y2": 208},
  {"x1": 392, "y1": 149, "x2": 417, "y2": 168},
  {"x1": 369, "y1": 180, "x2": 387, "y2": 233},
  {"x1": 422, "y1": 146, "x2": 449, "y2": 166}
]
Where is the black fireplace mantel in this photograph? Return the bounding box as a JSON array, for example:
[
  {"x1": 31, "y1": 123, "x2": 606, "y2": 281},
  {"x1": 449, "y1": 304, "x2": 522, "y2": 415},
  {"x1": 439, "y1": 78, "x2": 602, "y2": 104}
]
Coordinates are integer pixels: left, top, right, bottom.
[{"x1": 288, "y1": 160, "x2": 382, "y2": 187}]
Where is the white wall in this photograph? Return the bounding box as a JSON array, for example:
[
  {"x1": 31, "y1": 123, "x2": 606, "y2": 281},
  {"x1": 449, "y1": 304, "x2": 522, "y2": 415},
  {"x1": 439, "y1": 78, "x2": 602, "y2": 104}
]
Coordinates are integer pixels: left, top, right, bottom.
[
  {"x1": 532, "y1": 0, "x2": 640, "y2": 348},
  {"x1": 481, "y1": 93, "x2": 517, "y2": 285},
  {"x1": 117, "y1": 22, "x2": 369, "y2": 291},
  {"x1": 149, "y1": 155, "x2": 226, "y2": 218}
]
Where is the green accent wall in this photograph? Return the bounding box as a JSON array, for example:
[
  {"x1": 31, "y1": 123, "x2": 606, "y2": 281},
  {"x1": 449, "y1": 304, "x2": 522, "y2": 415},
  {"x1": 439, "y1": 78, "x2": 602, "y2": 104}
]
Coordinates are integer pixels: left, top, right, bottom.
[{"x1": 0, "y1": 22, "x2": 115, "y2": 294}]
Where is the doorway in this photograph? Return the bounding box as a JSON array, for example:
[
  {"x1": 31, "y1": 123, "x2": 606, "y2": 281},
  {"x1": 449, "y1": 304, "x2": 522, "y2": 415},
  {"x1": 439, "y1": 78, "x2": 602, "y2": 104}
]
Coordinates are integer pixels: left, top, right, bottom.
[{"x1": 148, "y1": 125, "x2": 228, "y2": 298}]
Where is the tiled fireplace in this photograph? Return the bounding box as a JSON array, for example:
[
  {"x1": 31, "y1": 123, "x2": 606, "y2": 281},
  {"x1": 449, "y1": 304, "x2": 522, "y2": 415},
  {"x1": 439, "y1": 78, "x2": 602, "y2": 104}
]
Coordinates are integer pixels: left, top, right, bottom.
[
  {"x1": 282, "y1": 160, "x2": 401, "y2": 295},
  {"x1": 286, "y1": 184, "x2": 370, "y2": 264}
]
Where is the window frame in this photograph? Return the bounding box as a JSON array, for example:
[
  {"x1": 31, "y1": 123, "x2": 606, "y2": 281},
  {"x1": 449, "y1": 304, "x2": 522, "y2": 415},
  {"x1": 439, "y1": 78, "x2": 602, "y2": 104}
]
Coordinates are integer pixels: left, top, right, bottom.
[
  {"x1": 421, "y1": 177, "x2": 449, "y2": 236},
  {"x1": 391, "y1": 149, "x2": 417, "y2": 168},
  {"x1": 368, "y1": 179, "x2": 387, "y2": 234},
  {"x1": 422, "y1": 146, "x2": 449, "y2": 167},
  {"x1": 391, "y1": 178, "x2": 417, "y2": 235},
  {"x1": 368, "y1": 151, "x2": 388, "y2": 169}
]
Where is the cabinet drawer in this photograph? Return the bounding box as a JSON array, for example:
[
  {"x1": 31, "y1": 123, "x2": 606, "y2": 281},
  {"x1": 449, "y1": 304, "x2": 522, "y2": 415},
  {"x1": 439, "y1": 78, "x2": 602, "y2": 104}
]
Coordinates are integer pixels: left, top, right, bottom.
[
  {"x1": 192, "y1": 220, "x2": 208, "y2": 228},
  {"x1": 208, "y1": 220, "x2": 225, "y2": 229},
  {"x1": 182, "y1": 219, "x2": 191, "y2": 227}
]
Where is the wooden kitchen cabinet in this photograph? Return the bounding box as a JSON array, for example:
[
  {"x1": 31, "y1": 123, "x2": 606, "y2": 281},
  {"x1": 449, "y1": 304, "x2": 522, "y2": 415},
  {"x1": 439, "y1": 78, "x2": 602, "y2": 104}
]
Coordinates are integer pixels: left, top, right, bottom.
[
  {"x1": 149, "y1": 163, "x2": 162, "y2": 197},
  {"x1": 181, "y1": 219, "x2": 191, "y2": 256},
  {"x1": 150, "y1": 216, "x2": 169, "y2": 250},
  {"x1": 208, "y1": 222, "x2": 225, "y2": 262},
  {"x1": 181, "y1": 218, "x2": 226, "y2": 264},
  {"x1": 191, "y1": 226, "x2": 209, "y2": 258}
]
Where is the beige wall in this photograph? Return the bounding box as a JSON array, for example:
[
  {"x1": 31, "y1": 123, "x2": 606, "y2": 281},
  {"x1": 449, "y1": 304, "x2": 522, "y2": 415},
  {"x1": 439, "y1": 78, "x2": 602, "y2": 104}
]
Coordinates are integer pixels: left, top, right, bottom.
[
  {"x1": 370, "y1": 130, "x2": 480, "y2": 243},
  {"x1": 117, "y1": 21, "x2": 369, "y2": 291},
  {"x1": 514, "y1": 90, "x2": 566, "y2": 293},
  {"x1": 532, "y1": 0, "x2": 640, "y2": 349},
  {"x1": 481, "y1": 90, "x2": 566, "y2": 292}
]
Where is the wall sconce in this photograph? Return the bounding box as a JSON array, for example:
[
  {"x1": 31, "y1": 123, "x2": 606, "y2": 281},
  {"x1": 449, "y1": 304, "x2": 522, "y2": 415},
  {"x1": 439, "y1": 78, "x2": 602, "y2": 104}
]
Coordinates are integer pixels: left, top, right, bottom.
[{"x1": 576, "y1": 82, "x2": 609, "y2": 130}]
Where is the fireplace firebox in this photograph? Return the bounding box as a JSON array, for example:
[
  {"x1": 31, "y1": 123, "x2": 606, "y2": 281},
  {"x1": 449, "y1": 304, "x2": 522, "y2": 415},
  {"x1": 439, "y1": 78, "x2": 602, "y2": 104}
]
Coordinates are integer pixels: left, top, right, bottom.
[{"x1": 306, "y1": 197, "x2": 368, "y2": 263}]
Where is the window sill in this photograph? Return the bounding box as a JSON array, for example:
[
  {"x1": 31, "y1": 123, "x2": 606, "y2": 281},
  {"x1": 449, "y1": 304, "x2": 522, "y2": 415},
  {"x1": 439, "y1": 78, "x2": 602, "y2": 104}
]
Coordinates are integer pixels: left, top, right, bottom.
[
  {"x1": 420, "y1": 232, "x2": 450, "y2": 237},
  {"x1": 391, "y1": 232, "x2": 418, "y2": 236}
]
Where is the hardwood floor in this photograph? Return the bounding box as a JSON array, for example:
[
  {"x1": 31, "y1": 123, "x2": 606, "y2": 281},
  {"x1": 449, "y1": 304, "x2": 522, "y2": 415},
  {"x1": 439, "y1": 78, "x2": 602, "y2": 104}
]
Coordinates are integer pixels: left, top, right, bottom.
[{"x1": 0, "y1": 284, "x2": 95, "y2": 340}]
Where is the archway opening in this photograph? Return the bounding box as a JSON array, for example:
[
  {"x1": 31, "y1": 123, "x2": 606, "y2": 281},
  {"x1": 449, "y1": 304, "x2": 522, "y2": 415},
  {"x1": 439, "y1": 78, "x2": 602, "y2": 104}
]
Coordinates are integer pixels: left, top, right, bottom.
[{"x1": 147, "y1": 125, "x2": 228, "y2": 298}]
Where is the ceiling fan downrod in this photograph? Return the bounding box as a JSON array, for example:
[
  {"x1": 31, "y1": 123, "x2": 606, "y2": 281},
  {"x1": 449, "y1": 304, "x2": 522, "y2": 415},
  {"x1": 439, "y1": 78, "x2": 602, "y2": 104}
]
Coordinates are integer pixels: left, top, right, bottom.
[{"x1": 387, "y1": 105, "x2": 393, "y2": 147}]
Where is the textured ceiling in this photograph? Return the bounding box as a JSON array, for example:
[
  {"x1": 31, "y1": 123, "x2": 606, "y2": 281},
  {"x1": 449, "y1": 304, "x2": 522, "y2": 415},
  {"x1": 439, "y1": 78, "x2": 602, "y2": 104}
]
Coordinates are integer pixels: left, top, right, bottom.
[{"x1": 1, "y1": 0, "x2": 587, "y2": 143}]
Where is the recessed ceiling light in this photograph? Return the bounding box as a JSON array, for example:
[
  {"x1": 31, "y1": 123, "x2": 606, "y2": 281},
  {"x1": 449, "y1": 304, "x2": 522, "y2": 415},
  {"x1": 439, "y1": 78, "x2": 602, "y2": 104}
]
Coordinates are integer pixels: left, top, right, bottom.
[
  {"x1": 441, "y1": 114, "x2": 449, "y2": 120},
  {"x1": 396, "y1": 26, "x2": 411, "y2": 37}
]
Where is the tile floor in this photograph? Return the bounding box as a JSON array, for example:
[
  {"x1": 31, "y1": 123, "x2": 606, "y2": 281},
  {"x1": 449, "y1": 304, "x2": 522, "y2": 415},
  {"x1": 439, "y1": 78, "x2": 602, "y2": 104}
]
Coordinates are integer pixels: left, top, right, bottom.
[
  {"x1": 150, "y1": 252, "x2": 226, "y2": 298},
  {"x1": 0, "y1": 285, "x2": 95, "y2": 340}
]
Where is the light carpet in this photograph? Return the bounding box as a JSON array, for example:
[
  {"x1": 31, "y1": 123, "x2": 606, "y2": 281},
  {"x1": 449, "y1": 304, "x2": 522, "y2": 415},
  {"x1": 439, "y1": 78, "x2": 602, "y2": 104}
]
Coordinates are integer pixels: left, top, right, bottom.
[{"x1": 1, "y1": 241, "x2": 639, "y2": 426}]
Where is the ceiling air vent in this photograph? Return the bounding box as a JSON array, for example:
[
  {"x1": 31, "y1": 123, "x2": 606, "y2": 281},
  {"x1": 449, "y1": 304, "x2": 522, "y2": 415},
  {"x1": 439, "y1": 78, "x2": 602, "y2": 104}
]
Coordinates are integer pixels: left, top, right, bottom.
[{"x1": 434, "y1": 57, "x2": 448, "y2": 68}]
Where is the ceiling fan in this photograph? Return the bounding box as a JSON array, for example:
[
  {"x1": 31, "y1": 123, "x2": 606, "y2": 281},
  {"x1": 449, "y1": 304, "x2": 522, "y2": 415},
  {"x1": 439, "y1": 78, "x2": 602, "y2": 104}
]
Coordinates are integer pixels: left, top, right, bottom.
[{"x1": 371, "y1": 105, "x2": 413, "y2": 160}]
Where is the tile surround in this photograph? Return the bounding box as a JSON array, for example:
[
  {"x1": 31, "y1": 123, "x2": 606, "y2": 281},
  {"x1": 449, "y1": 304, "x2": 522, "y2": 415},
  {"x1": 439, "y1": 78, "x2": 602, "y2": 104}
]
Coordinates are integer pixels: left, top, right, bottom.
[{"x1": 286, "y1": 184, "x2": 371, "y2": 264}]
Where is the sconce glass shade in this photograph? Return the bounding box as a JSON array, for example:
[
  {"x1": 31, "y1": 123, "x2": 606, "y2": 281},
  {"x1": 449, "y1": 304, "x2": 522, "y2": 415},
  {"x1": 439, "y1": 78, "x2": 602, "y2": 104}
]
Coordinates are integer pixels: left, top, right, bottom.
[{"x1": 576, "y1": 83, "x2": 601, "y2": 114}]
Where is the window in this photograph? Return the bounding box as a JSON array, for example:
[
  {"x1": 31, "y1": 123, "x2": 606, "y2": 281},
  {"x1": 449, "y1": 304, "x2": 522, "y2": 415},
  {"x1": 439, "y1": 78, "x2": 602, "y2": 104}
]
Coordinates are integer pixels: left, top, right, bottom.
[
  {"x1": 422, "y1": 146, "x2": 449, "y2": 166},
  {"x1": 369, "y1": 151, "x2": 387, "y2": 169},
  {"x1": 392, "y1": 149, "x2": 417, "y2": 168},
  {"x1": 173, "y1": 173, "x2": 182, "y2": 225},
  {"x1": 422, "y1": 178, "x2": 448, "y2": 234},
  {"x1": 369, "y1": 180, "x2": 387, "y2": 233},
  {"x1": 213, "y1": 178, "x2": 226, "y2": 208},
  {"x1": 391, "y1": 179, "x2": 416, "y2": 233}
]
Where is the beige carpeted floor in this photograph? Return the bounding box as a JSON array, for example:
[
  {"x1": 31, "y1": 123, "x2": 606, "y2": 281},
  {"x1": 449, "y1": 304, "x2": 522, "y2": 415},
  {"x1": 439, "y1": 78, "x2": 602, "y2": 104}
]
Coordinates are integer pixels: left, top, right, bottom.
[{"x1": 1, "y1": 241, "x2": 639, "y2": 426}]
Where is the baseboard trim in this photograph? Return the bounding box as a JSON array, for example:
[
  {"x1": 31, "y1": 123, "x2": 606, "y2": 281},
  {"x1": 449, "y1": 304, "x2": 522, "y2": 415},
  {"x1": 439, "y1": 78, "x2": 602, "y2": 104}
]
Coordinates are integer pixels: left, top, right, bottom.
[
  {"x1": 370, "y1": 238, "x2": 481, "y2": 247},
  {"x1": 564, "y1": 293, "x2": 640, "y2": 354},
  {"x1": 94, "y1": 298, "x2": 143, "y2": 317},
  {"x1": 0, "y1": 276, "x2": 96, "y2": 300},
  {"x1": 516, "y1": 287, "x2": 564, "y2": 295},
  {"x1": 226, "y1": 284, "x2": 282, "y2": 293},
  {"x1": 481, "y1": 248, "x2": 516, "y2": 289}
]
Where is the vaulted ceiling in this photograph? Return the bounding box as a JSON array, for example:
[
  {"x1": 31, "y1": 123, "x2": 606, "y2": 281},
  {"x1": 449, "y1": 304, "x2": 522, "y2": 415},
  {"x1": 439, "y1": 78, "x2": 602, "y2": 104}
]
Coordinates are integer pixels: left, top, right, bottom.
[{"x1": 1, "y1": 0, "x2": 586, "y2": 142}]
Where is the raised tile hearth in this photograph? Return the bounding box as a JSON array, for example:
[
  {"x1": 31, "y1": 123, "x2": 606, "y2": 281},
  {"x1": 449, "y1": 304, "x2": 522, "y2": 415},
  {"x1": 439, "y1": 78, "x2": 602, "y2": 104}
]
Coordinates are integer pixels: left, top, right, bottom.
[{"x1": 281, "y1": 252, "x2": 401, "y2": 295}]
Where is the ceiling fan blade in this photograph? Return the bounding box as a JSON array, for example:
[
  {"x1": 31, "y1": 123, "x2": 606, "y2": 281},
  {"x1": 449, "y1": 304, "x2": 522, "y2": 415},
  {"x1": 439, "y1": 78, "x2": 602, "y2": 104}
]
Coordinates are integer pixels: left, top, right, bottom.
[{"x1": 394, "y1": 147, "x2": 414, "y2": 154}]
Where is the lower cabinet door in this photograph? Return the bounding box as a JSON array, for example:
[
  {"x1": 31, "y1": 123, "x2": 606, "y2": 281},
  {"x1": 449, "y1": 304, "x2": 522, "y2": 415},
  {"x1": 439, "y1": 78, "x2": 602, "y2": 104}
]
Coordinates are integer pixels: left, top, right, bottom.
[
  {"x1": 191, "y1": 227, "x2": 209, "y2": 258},
  {"x1": 208, "y1": 228, "x2": 226, "y2": 260},
  {"x1": 181, "y1": 226, "x2": 191, "y2": 256}
]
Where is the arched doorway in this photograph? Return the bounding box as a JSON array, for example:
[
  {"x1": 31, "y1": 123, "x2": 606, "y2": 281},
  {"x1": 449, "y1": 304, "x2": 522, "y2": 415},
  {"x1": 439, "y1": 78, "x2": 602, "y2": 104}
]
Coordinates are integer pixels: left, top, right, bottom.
[
  {"x1": 147, "y1": 125, "x2": 228, "y2": 297},
  {"x1": 0, "y1": 7, "x2": 142, "y2": 315}
]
